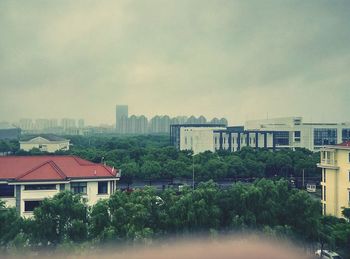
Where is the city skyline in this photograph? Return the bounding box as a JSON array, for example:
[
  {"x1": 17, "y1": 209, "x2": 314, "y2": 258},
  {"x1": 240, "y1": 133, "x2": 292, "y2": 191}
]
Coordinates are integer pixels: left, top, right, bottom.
[{"x1": 1, "y1": 1, "x2": 350, "y2": 125}]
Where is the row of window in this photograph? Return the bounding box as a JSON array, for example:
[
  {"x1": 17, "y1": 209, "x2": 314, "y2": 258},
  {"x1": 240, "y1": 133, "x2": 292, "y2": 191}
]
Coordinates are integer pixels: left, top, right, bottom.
[{"x1": 0, "y1": 182, "x2": 109, "y2": 197}]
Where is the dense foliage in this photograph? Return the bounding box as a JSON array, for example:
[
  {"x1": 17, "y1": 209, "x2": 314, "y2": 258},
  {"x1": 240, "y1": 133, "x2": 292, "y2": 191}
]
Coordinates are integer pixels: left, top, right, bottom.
[
  {"x1": 1, "y1": 180, "x2": 349, "y2": 257},
  {"x1": 12, "y1": 135, "x2": 320, "y2": 184}
]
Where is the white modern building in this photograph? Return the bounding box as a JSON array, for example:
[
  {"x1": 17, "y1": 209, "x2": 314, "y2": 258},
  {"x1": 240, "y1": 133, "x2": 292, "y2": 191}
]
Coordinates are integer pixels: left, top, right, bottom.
[
  {"x1": 245, "y1": 117, "x2": 350, "y2": 151},
  {"x1": 170, "y1": 124, "x2": 227, "y2": 154},
  {"x1": 0, "y1": 156, "x2": 120, "y2": 217},
  {"x1": 171, "y1": 117, "x2": 350, "y2": 153},
  {"x1": 20, "y1": 135, "x2": 70, "y2": 153},
  {"x1": 317, "y1": 142, "x2": 350, "y2": 218}
]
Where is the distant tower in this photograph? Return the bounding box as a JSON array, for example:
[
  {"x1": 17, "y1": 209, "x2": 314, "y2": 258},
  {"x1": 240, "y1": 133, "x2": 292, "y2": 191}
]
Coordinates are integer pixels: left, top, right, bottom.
[{"x1": 115, "y1": 105, "x2": 128, "y2": 133}]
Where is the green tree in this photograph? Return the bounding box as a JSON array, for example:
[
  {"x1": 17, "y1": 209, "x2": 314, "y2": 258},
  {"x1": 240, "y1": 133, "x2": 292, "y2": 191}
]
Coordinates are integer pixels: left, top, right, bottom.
[{"x1": 32, "y1": 191, "x2": 88, "y2": 245}]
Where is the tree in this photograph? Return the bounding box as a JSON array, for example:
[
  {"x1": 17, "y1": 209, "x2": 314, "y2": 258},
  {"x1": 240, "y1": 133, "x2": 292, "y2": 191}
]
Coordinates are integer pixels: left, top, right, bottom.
[
  {"x1": 0, "y1": 200, "x2": 22, "y2": 246},
  {"x1": 32, "y1": 191, "x2": 88, "y2": 245},
  {"x1": 120, "y1": 161, "x2": 139, "y2": 187},
  {"x1": 140, "y1": 161, "x2": 161, "y2": 180}
]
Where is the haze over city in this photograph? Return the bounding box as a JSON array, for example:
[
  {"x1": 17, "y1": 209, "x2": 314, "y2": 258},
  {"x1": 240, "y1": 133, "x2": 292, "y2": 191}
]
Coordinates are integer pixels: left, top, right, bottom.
[{"x1": 1, "y1": 0, "x2": 350, "y2": 125}]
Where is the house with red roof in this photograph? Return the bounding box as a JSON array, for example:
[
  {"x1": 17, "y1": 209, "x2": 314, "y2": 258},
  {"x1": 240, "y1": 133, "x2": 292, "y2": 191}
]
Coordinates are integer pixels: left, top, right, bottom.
[{"x1": 0, "y1": 156, "x2": 120, "y2": 217}]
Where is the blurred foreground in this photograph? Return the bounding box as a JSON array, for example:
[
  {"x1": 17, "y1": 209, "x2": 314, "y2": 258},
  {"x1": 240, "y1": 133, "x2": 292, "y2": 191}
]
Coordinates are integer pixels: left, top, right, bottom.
[{"x1": 3, "y1": 235, "x2": 315, "y2": 259}]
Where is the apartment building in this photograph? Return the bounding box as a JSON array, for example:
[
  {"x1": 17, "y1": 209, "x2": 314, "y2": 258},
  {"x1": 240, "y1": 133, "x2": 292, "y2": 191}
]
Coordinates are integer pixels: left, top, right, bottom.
[
  {"x1": 318, "y1": 142, "x2": 350, "y2": 218},
  {"x1": 0, "y1": 156, "x2": 120, "y2": 217}
]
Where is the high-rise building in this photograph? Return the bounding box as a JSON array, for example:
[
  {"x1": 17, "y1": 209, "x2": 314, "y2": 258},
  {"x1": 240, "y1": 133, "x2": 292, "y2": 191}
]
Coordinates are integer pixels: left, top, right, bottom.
[
  {"x1": 61, "y1": 118, "x2": 76, "y2": 129},
  {"x1": 78, "y1": 119, "x2": 85, "y2": 128},
  {"x1": 35, "y1": 119, "x2": 50, "y2": 130},
  {"x1": 116, "y1": 105, "x2": 128, "y2": 132},
  {"x1": 19, "y1": 119, "x2": 34, "y2": 130}
]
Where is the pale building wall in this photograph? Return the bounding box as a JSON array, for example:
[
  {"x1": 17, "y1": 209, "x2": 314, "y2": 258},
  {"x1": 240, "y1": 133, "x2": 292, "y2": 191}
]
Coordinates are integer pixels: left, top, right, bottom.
[
  {"x1": 1, "y1": 197, "x2": 16, "y2": 208},
  {"x1": 0, "y1": 180, "x2": 116, "y2": 218},
  {"x1": 20, "y1": 142, "x2": 69, "y2": 153},
  {"x1": 21, "y1": 184, "x2": 60, "y2": 218},
  {"x1": 180, "y1": 127, "x2": 225, "y2": 154},
  {"x1": 319, "y1": 148, "x2": 350, "y2": 218}
]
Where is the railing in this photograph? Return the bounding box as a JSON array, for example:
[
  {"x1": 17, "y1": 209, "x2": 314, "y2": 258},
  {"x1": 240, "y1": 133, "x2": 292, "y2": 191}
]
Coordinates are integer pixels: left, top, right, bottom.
[{"x1": 320, "y1": 159, "x2": 337, "y2": 165}]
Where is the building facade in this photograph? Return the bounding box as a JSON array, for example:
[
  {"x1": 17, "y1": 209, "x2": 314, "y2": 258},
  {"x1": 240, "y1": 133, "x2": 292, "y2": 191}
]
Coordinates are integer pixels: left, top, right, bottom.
[
  {"x1": 170, "y1": 124, "x2": 227, "y2": 154},
  {"x1": 0, "y1": 156, "x2": 120, "y2": 217},
  {"x1": 171, "y1": 117, "x2": 350, "y2": 154},
  {"x1": 245, "y1": 117, "x2": 350, "y2": 151},
  {"x1": 115, "y1": 105, "x2": 129, "y2": 132},
  {"x1": 20, "y1": 135, "x2": 70, "y2": 153},
  {"x1": 318, "y1": 142, "x2": 350, "y2": 218}
]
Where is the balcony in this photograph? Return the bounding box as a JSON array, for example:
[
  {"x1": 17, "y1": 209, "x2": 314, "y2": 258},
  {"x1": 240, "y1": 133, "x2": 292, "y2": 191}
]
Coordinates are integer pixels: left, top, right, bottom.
[
  {"x1": 321, "y1": 158, "x2": 337, "y2": 165},
  {"x1": 317, "y1": 160, "x2": 339, "y2": 169}
]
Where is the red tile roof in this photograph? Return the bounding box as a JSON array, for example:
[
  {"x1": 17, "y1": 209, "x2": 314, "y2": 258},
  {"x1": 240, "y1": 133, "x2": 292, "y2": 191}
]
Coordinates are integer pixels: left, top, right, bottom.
[
  {"x1": 337, "y1": 141, "x2": 350, "y2": 147},
  {"x1": 0, "y1": 156, "x2": 118, "y2": 181}
]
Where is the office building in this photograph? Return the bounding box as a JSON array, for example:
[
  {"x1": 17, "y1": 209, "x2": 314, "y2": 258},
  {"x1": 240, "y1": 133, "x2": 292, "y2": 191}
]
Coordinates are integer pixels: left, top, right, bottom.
[
  {"x1": 170, "y1": 124, "x2": 227, "y2": 154},
  {"x1": 318, "y1": 142, "x2": 350, "y2": 218},
  {"x1": 245, "y1": 117, "x2": 350, "y2": 151},
  {"x1": 171, "y1": 117, "x2": 350, "y2": 153}
]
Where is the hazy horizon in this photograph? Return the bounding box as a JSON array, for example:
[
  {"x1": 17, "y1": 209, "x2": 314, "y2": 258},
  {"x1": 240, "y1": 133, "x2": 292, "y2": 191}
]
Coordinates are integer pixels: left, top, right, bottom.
[{"x1": 1, "y1": 0, "x2": 349, "y2": 125}]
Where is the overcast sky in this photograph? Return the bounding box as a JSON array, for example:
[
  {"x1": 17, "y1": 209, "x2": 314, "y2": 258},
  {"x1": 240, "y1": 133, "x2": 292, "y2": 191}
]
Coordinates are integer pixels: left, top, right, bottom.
[{"x1": 0, "y1": 0, "x2": 349, "y2": 126}]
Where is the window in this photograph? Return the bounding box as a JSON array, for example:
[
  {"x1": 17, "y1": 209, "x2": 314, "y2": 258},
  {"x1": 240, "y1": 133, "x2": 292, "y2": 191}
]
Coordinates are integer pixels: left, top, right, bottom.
[
  {"x1": 314, "y1": 128, "x2": 337, "y2": 146},
  {"x1": 324, "y1": 186, "x2": 326, "y2": 201},
  {"x1": 0, "y1": 184, "x2": 14, "y2": 197},
  {"x1": 185, "y1": 137, "x2": 187, "y2": 145},
  {"x1": 342, "y1": 129, "x2": 350, "y2": 142},
  {"x1": 274, "y1": 132, "x2": 290, "y2": 146},
  {"x1": 294, "y1": 131, "x2": 301, "y2": 142},
  {"x1": 349, "y1": 171, "x2": 350, "y2": 182},
  {"x1": 349, "y1": 153, "x2": 350, "y2": 163},
  {"x1": 71, "y1": 182, "x2": 87, "y2": 194},
  {"x1": 24, "y1": 200, "x2": 41, "y2": 212},
  {"x1": 24, "y1": 184, "x2": 56, "y2": 190},
  {"x1": 323, "y1": 170, "x2": 326, "y2": 183},
  {"x1": 98, "y1": 181, "x2": 108, "y2": 194}
]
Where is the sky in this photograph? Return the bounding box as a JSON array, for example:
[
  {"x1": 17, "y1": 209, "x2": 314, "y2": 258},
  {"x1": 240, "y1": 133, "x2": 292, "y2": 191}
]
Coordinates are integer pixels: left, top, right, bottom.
[{"x1": 0, "y1": 0, "x2": 349, "y2": 126}]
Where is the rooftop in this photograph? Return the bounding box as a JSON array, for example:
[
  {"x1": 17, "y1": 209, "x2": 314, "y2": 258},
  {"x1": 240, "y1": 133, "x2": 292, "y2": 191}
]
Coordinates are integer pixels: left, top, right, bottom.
[
  {"x1": 0, "y1": 156, "x2": 117, "y2": 182},
  {"x1": 20, "y1": 134, "x2": 69, "y2": 142}
]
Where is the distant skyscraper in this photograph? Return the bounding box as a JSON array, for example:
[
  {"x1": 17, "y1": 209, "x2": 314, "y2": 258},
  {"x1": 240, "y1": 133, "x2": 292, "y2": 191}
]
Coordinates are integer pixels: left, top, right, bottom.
[
  {"x1": 61, "y1": 118, "x2": 76, "y2": 129},
  {"x1": 116, "y1": 105, "x2": 128, "y2": 132},
  {"x1": 19, "y1": 119, "x2": 33, "y2": 130},
  {"x1": 78, "y1": 119, "x2": 85, "y2": 128}
]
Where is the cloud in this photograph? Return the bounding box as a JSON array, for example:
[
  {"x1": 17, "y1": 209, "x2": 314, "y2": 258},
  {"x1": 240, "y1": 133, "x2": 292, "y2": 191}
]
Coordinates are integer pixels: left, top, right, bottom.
[{"x1": 0, "y1": 0, "x2": 349, "y2": 125}]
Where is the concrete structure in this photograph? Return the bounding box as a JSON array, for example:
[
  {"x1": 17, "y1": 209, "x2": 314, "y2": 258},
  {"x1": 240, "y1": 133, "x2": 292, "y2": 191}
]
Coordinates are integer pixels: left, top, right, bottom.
[
  {"x1": 318, "y1": 141, "x2": 350, "y2": 218},
  {"x1": 61, "y1": 118, "x2": 76, "y2": 129},
  {"x1": 170, "y1": 124, "x2": 227, "y2": 154},
  {"x1": 245, "y1": 117, "x2": 350, "y2": 151},
  {"x1": 0, "y1": 156, "x2": 120, "y2": 217},
  {"x1": 20, "y1": 135, "x2": 70, "y2": 153},
  {"x1": 171, "y1": 117, "x2": 350, "y2": 154},
  {"x1": 116, "y1": 105, "x2": 129, "y2": 133}
]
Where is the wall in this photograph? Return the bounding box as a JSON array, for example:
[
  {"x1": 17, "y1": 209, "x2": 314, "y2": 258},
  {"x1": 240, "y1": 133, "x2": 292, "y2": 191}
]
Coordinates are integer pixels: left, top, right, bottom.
[{"x1": 20, "y1": 141, "x2": 69, "y2": 153}]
